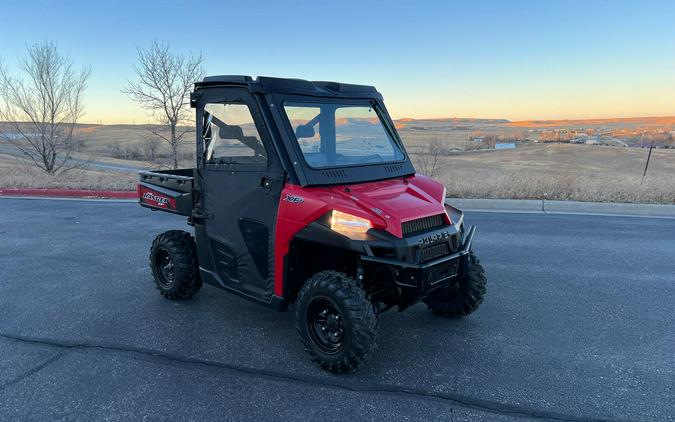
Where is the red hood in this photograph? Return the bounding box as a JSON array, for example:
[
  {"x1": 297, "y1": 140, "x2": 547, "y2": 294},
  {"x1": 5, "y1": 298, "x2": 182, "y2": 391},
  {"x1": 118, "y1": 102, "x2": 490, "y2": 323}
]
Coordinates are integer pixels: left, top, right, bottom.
[{"x1": 284, "y1": 175, "x2": 448, "y2": 238}]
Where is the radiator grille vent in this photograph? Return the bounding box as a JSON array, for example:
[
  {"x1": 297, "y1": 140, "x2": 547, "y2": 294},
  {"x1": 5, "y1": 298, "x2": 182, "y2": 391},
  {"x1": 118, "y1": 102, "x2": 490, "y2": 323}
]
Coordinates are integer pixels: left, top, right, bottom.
[
  {"x1": 401, "y1": 213, "x2": 446, "y2": 236},
  {"x1": 420, "y1": 243, "x2": 450, "y2": 262}
]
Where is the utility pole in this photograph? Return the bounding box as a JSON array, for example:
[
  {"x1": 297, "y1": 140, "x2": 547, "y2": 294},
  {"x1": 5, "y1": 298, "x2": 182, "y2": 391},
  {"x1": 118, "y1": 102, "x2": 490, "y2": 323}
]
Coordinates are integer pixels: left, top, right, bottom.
[{"x1": 642, "y1": 138, "x2": 655, "y2": 181}]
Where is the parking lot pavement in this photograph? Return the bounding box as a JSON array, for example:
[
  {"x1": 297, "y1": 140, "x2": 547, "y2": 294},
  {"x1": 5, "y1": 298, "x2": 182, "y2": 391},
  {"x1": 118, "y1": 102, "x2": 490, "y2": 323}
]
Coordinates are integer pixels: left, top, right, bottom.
[{"x1": 1, "y1": 197, "x2": 673, "y2": 421}]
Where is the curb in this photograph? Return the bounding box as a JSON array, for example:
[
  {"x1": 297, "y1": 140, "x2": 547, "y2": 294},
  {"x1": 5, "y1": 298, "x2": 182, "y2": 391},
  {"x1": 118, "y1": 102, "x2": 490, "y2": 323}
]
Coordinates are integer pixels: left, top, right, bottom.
[
  {"x1": 447, "y1": 198, "x2": 543, "y2": 212},
  {"x1": 446, "y1": 198, "x2": 675, "y2": 218},
  {"x1": 543, "y1": 200, "x2": 675, "y2": 217},
  {"x1": 2, "y1": 190, "x2": 674, "y2": 217},
  {"x1": 0, "y1": 188, "x2": 137, "y2": 200}
]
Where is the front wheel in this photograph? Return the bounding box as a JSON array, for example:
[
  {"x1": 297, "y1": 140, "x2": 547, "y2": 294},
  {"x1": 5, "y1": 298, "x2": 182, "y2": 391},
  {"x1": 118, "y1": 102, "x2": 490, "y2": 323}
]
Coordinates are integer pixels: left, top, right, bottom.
[
  {"x1": 423, "y1": 252, "x2": 487, "y2": 318},
  {"x1": 295, "y1": 271, "x2": 378, "y2": 373}
]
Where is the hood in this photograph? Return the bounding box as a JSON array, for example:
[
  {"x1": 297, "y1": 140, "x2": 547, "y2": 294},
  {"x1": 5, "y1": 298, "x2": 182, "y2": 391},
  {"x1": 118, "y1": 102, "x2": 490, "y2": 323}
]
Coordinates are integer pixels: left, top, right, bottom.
[{"x1": 313, "y1": 175, "x2": 449, "y2": 238}]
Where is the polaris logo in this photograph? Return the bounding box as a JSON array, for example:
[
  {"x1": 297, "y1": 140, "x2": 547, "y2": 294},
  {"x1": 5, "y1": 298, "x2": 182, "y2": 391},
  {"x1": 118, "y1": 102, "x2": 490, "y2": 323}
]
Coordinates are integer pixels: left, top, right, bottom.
[
  {"x1": 143, "y1": 192, "x2": 170, "y2": 206},
  {"x1": 417, "y1": 230, "x2": 451, "y2": 245}
]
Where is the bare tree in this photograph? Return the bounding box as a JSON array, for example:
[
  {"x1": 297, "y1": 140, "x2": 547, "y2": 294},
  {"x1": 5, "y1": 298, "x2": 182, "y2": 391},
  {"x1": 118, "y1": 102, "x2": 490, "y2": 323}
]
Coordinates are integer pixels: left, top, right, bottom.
[
  {"x1": 141, "y1": 135, "x2": 161, "y2": 161},
  {"x1": 415, "y1": 136, "x2": 451, "y2": 177},
  {"x1": 0, "y1": 42, "x2": 91, "y2": 174},
  {"x1": 122, "y1": 41, "x2": 203, "y2": 169}
]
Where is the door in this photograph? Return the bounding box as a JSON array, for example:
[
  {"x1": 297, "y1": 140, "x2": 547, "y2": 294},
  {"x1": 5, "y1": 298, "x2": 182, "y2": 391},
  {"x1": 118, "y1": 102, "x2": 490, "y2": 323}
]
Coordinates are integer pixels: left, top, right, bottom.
[{"x1": 198, "y1": 88, "x2": 285, "y2": 301}]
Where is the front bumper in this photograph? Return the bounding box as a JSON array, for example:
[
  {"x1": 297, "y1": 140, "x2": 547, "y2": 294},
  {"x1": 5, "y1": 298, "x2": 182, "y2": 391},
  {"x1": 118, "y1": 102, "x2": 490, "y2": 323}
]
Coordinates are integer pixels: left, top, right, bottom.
[
  {"x1": 291, "y1": 205, "x2": 474, "y2": 296},
  {"x1": 360, "y1": 225, "x2": 475, "y2": 293}
]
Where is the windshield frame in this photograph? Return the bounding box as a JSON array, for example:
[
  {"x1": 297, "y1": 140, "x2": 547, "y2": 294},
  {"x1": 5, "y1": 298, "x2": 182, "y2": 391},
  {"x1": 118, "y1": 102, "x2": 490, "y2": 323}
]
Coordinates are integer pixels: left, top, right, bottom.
[{"x1": 279, "y1": 97, "x2": 407, "y2": 171}]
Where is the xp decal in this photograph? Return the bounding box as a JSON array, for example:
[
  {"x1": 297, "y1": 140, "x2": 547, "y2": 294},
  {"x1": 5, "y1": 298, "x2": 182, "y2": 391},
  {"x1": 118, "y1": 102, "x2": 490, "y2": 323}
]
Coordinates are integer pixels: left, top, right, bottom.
[{"x1": 282, "y1": 193, "x2": 304, "y2": 204}]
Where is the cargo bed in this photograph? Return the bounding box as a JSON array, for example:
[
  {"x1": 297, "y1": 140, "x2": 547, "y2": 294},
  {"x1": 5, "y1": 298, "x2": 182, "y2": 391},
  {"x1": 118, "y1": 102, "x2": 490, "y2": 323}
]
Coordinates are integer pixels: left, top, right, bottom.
[{"x1": 138, "y1": 169, "x2": 194, "y2": 216}]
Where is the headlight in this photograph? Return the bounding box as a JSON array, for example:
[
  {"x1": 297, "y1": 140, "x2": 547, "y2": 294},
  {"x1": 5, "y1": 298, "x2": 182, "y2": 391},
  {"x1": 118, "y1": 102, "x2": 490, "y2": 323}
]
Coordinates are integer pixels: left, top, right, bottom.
[{"x1": 330, "y1": 210, "x2": 372, "y2": 240}]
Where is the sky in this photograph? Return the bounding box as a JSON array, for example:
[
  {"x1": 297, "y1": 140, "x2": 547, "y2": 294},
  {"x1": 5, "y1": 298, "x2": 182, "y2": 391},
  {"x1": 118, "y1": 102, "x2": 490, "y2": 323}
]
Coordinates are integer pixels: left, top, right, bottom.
[{"x1": 1, "y1": 0, "x2": 674, "y2": 124}]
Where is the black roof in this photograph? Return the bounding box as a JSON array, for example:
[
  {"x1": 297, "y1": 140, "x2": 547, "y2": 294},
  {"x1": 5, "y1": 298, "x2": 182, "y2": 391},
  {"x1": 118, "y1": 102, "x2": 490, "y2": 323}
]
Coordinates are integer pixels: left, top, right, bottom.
[{"x1": 195, "y1": 75, "x2": 381, "y2": 99}]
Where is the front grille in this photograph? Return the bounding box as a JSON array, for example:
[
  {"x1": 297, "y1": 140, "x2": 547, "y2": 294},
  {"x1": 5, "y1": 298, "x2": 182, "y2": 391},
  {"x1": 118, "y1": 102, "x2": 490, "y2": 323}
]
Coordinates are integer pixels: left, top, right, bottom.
[
  {"x1": 420, "y1": 243, "x2": 450, "y2": 262},
  {"x1": 401, "y1": 213, "x2": 446, "y2": 236}
]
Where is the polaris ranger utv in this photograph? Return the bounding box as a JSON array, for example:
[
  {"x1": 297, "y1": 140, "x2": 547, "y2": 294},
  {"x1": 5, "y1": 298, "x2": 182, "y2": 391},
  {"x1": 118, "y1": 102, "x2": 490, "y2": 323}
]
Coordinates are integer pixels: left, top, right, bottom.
[{"x1": 138, "y1": 76, "x2": 487, "y2": 373}]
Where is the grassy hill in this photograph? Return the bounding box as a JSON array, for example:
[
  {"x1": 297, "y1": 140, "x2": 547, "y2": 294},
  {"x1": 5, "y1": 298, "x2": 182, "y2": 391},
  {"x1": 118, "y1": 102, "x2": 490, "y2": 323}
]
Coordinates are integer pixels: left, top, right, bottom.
[
  {"x1": 1, "y1": 120, "x2": 674, "y2": 203},
  {"x1": 417, "y1": 144, "x2": 675, "y2": 203}
]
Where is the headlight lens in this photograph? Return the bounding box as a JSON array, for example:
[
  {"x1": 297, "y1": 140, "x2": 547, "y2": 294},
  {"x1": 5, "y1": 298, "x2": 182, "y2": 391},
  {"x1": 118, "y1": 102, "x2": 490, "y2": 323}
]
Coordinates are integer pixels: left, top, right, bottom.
[{"x1": 330, "y1": 210, "x2": 372, "y2": 240}]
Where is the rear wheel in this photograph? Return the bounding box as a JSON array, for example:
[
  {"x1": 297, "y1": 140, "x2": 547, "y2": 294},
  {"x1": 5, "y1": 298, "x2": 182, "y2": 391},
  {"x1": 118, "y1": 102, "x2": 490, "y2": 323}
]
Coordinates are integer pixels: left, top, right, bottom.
[
  {"x1": 296, "y1": 271, "x2": 378, "y2": 373},
  {"x1": 423, "y1": 252, "x2": 486, "y2": 318},
  {"x1": 150, "y1": 230, "x2": 202, "y2": 299}
]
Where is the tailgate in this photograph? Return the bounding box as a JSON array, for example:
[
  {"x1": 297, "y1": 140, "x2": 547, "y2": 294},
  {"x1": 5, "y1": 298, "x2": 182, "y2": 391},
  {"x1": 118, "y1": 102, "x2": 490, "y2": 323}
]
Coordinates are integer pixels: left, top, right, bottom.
[{"x1": 138, "y1": 169, "x2": 194, "y2": 216}]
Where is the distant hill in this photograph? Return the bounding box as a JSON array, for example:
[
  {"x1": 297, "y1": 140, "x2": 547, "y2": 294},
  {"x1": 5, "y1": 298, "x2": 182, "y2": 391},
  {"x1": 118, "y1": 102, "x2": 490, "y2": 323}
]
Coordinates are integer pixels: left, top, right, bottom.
[
  {"x1": 394, "y1": 117, "x2": 510, "y2": 129},
  {"x1": 396, "y1": 117, "x2": 511, "y2": 124},
  {"x1": 3, "y1": 115, "x2": 675, "y2": 134},
  {"x1": 392, "y1": 116, "x2": 675, "y2": 130},
  {"x1": 505, "y1": 116, "x2": 675, "y2": 129}
]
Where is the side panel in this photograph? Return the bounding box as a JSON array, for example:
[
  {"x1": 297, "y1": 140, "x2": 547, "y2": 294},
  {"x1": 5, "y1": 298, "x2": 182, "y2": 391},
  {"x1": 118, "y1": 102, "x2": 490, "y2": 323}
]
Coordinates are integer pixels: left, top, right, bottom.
[
  {"x1": 273, "y1": 185, "x2": 332, "y2": 296},
  {"x1": 272, "y1": 182, "x2": 390, "y2": 296}
]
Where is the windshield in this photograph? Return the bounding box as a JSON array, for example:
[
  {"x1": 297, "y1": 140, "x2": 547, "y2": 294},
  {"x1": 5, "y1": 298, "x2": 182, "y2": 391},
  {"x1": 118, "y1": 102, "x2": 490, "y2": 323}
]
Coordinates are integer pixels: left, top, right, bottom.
[{"x1": 283, "y1": 101, "x2": 405, "y2": 169}]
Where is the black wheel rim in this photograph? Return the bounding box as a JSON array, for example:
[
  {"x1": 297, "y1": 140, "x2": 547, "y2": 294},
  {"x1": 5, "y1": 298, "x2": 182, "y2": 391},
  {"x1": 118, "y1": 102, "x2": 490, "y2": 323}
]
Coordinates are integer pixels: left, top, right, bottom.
[
  {"x1": 155, "y1": 248, "x2": 175, "y2": 288},
  {"x1": 306, "y1": 297, "x2": 345, "y2": 355}
]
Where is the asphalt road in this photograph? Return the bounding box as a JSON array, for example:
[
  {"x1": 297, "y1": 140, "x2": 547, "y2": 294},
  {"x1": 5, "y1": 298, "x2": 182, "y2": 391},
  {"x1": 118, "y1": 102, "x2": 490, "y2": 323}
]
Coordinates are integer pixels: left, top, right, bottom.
[{"x1": 0, "y1": 198, "x2": 673, "y2": 421}]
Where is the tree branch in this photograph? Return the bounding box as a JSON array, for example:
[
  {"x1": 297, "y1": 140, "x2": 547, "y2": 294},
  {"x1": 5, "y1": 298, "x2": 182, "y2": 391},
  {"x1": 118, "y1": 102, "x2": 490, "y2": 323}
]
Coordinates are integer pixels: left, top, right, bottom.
[{"x1": 121, "y1": 40, "x2": 203, "y2": 169}]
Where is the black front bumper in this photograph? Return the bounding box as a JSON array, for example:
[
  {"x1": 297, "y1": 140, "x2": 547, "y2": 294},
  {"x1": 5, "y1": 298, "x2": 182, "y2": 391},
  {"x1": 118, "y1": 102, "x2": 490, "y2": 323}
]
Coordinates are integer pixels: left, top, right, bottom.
[
  {"x1": 360, "y1": 225, "x2": 475, "y2": 294},
  {"x1": 291, "y1": 206, "x2": 475, "y2": 297}
]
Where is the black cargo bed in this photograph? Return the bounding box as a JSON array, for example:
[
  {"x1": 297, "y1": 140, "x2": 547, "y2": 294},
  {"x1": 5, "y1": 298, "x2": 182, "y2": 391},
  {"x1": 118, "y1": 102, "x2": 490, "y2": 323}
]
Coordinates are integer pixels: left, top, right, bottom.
[{"x1": 138, "y1": 169, "x2": 194, "y2": 216}]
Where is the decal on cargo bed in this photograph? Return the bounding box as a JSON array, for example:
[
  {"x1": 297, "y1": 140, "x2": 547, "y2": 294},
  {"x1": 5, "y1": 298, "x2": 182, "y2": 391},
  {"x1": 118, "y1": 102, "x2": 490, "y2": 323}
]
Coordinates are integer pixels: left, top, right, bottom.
[{"x1": 139, "y1": 186, "x2": 176, "y2": 209}]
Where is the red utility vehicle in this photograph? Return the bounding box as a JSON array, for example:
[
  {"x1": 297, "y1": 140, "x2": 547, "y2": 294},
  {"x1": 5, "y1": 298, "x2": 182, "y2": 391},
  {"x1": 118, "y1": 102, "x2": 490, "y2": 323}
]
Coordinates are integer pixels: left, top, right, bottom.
[{"x1": 139, "y1": 76, "x2": 487, "y2": 372}]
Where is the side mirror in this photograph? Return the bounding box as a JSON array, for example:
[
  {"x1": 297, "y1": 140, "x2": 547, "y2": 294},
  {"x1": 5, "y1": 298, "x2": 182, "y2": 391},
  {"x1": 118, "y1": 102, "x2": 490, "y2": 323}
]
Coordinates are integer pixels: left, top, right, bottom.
[{"x1": 295, "y1": 124, "x2": 315, "y2": 139}]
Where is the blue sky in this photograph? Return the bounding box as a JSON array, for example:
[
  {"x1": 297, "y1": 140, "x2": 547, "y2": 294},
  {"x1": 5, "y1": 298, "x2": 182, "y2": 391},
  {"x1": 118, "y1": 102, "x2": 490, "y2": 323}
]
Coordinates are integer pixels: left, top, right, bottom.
[{"x1": 1, "y1": 0, "x2": 674, "y2": 123}]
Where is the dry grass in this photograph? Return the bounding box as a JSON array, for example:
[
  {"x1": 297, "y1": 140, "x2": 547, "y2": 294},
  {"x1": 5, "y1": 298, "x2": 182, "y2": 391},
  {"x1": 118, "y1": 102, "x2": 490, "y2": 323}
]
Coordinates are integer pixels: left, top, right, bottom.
[
  {"x1": 0, "y1": 124, "x2": 193, "y2": 191},
  {"x1": 409, "y1": 144, "x2": 675, "y2": 204},
  {"x1": 439, "y1": 170, "x2": 674, "y2": 203},
  {"x1": 2, "y1": 124, "x2": 675, "y2": 204},
  {"x1": 72, "y1": 124, "x2": 195, "y2": 164},
  {"x1": 0, "y1": 154, "x2": 136, "y2": 190}
]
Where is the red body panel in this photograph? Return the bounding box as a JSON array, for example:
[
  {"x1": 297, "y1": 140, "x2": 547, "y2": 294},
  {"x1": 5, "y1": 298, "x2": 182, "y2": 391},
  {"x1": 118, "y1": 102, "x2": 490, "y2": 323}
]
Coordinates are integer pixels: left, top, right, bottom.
[{"x1": 273, "y1": 175, "x2": 449, "y2": 296}]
